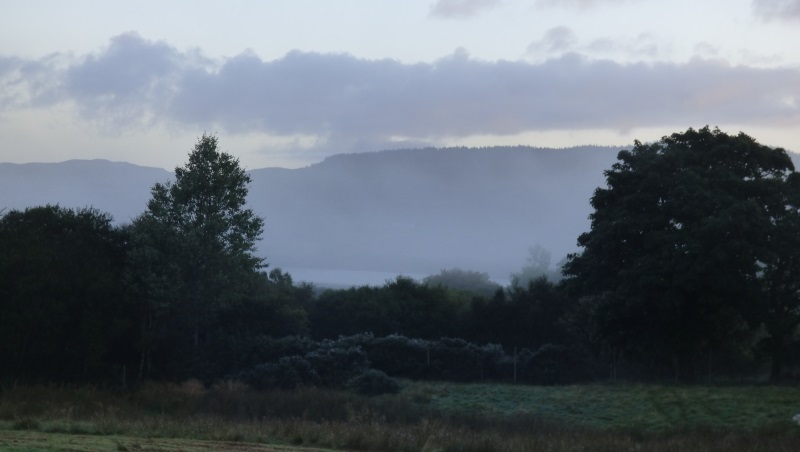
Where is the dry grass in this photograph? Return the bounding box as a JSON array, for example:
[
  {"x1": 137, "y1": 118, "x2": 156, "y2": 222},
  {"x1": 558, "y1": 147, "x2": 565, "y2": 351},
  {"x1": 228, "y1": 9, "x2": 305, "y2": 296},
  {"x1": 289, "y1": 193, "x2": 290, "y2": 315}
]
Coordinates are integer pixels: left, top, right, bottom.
[{"x1": 1, "y1": 380, "x2": 799, "y2": 451}]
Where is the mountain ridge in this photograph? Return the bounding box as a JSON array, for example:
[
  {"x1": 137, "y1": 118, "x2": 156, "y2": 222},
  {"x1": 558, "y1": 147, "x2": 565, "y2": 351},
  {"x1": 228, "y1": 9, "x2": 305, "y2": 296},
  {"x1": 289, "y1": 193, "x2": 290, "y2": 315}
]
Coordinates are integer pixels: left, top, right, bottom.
[{"x1": 4, "y1": 146, "x2": 796, "y2": 285}]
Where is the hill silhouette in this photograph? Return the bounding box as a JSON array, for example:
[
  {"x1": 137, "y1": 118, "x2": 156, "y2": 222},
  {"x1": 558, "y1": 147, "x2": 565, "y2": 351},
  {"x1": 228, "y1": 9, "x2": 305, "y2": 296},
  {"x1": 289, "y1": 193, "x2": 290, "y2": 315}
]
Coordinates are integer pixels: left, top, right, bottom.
[{"x1": 2, "y1": 146, "x2": 637, "y2": 284}]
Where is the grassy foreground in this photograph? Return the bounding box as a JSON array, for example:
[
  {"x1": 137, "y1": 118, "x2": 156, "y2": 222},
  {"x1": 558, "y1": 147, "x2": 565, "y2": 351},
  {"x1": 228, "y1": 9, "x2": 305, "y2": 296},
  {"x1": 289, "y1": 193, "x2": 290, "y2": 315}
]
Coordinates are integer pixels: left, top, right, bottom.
[
  {"x1": 1, "y1": 380, "x2": 800, "y2": 451},
  {"x1": 410, "y1": 380, "x2": 800, "y2": 431},
  {"x1": 0, "y1": 429, "x2": 330, "y2": 451}
]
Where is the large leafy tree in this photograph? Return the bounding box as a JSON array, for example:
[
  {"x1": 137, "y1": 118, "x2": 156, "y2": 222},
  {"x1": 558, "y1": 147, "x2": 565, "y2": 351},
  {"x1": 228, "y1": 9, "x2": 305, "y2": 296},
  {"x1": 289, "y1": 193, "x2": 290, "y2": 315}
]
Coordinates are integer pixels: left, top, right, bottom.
[
  {"x1": 758, "y1": 172, "x2": 800, "y2": 380},
  {"x1": 563, "y1": 127, "x2": 795, "y2": 381},
  {"x1": 128, "y1": 134, "x2": 264, "y2": 379},
  {"x1": 0, "y1": 205, "x2": 131, "y2": 382}
]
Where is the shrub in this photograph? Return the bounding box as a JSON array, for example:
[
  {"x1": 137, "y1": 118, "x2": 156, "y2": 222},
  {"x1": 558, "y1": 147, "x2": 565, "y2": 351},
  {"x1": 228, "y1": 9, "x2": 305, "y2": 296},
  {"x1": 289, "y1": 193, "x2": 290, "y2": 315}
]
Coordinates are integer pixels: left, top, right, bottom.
[
  {"x1": 239, "y1": 355, "x2": 319, "y2": 390},
  {"x1": 347, "y1": 369, "x2": 401, "y2": 396},
  {"x1": 365, "y1": 334, "x2": 431, "y2": 378},
  {"x1": 305, "y1": 346, "x2": 369, "y2": 387}
]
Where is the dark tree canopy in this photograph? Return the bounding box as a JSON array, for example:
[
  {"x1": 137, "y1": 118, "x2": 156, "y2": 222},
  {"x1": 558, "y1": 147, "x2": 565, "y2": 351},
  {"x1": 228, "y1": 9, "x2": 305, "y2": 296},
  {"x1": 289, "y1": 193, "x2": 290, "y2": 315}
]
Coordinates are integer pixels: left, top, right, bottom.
[
  {"x1": 0, "y1": 205, "x2": 131, "y2": 382},
  {"x1": 128, "y1": 134, "x2": 265, "y2": 379},
  {"x1": 147, "y1": 133, "x2": 264, "y2": 274},
  {"x1": 423, "y1": 268, "x2": 501, "y2": 298},
  {"x1": 563, "y1": 126, "x2": 796, "y2": 381}
]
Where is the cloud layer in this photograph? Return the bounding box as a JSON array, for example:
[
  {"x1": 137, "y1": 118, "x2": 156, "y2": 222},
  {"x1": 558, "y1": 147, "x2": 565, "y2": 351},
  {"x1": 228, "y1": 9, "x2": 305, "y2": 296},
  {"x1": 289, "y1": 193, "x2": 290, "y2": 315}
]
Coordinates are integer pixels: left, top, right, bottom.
[
  {"x1": 429, "y1": 0, "x2": 504, "y2": 18},
  {"x1": 753, "y1": 0, "x2": 800, "y2": 21},
  {"x1": 2, "y1": 33, "x2": 799, "y2": 155}
]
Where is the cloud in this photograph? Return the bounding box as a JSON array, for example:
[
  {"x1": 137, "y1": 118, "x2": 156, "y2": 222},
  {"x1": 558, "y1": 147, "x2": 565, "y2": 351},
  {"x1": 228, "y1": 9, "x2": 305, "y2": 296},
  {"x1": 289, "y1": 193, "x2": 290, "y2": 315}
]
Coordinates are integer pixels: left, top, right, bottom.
[
  {"x1": 693, "y1": 42, "x2": 719, "y2": 59},
  {"x1": 527, "y1": 26, "x2": 578, "y2": 53},
  {"x1": 535, "y1": 0, "x2": 640, "y2": 9},
  {"x1": 527, "y1": 28, "x2": 663, "y2": 61},
  {"x1": 753, "y1": 0, "x2": 800, "y2": 21},
  {"x1": 4, "y1": 33, "x2": 800, "y2": 155},
  {"x1": 0, "y1": 55, "x2": 63, "y2": 108},
  {"x1": 585, "y1": 33, "x2": 661, "y2": 58},
  {"x1": 61, "y1": 32, "x2": 195, "y2": 126},
  {"x1": 429, "y1": 0, "x2": 503, "y2": 18}
]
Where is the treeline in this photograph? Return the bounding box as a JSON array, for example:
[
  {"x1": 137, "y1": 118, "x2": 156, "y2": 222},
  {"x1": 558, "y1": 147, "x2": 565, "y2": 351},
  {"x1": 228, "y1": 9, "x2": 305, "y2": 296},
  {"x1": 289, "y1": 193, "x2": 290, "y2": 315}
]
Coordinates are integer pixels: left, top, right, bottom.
[
  {"x1": 0, "y1": 208, "x2": 593, "y2": 388},
  {"x1": 3, "y1": 128, "x2": 800, "y2": 389}
]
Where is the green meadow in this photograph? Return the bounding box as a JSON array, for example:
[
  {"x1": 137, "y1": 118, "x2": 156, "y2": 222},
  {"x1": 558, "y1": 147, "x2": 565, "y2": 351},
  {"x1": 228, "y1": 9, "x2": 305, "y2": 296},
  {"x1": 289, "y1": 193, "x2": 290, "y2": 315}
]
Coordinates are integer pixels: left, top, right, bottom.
[{"x1": 2, "y1": 381, "x2": 800, "y2": 451}]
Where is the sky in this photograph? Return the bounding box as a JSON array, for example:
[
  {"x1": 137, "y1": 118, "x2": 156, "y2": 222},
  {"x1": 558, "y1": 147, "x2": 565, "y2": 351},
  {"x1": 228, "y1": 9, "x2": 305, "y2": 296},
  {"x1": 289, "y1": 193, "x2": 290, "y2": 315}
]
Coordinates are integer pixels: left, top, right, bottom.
[{"x1": 2, "y1": 0, "x2": 799, "y2": 170}]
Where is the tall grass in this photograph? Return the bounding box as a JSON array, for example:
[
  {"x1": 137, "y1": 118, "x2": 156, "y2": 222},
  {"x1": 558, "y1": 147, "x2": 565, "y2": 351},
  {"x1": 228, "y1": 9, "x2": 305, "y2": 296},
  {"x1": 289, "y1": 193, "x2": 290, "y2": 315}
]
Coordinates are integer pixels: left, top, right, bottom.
[{"x1": 2, "y1": 380, "x2": 800, "y2": 451}]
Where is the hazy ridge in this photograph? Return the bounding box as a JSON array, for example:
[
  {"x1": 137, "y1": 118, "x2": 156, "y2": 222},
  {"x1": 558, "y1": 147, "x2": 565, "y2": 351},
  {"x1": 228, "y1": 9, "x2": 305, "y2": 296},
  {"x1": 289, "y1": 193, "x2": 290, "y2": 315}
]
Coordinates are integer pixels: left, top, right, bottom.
[{"x1": 10, "y1": 145, "x2": 789, "y2": 285}]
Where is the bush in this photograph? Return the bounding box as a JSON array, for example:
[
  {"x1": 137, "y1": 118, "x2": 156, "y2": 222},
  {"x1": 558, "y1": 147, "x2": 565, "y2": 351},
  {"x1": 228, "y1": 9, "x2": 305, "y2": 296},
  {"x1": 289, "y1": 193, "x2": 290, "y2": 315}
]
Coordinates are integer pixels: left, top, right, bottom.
[
  {"x1": 305, "y1": 345, "x2": 369, "y2": 387},
  {"x1": 365, "y1": 334, "x2": 431, "y2": 378},
  {"x1": 347, "y1": 369, "x2": 401, "y2": 396},
  {"x1": 239, "y1": 355, "x2": 319, "y2": 390}
]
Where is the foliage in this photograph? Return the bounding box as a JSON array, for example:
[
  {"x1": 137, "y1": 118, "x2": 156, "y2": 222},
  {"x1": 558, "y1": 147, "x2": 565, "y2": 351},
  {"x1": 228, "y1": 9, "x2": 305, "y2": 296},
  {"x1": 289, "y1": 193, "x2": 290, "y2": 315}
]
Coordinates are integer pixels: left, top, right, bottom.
[
  {"x1": 756, "y1": 171, "x2": 800, "y2": 380},
  {"x1": 310, "y1": 276, "x2": 466, "y2": 340},
  {"x1": 0, "y1": 205, "x2": 132, "y2": 383},
  {"x1": 232, "y1": 333, "x2": 594, "y2": 387},
  {"x1": 126, "y1": 134, "x2": 265, "y2": 379},
  {"x1": 239, "y1": 356, "x2": 319, "y2": 390},
  {"x1": 563, "y1": 126, "x2": 797, "y2": 381},
  {"x1": 346, "y1": 369, "x2": 401, "y2": 395},
  {"x1": 423, "y1": 268, "x2": 502, "y2": 298},
  {"x1": 509, "y1": 244, "x2": 565, "y2": 287}
]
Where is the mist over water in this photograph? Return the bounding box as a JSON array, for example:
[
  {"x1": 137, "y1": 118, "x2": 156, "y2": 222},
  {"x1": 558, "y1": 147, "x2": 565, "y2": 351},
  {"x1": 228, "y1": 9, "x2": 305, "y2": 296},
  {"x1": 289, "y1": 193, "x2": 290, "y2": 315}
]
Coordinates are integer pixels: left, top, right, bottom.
[{"x1": 250, "y1": 146, "x2": 622, "y2": 285}]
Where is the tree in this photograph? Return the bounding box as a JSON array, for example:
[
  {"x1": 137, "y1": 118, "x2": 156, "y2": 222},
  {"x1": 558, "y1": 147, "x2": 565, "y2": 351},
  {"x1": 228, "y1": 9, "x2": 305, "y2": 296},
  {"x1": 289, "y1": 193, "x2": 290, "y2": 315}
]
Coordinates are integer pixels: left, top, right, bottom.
[
  {"x1": 309, "y1": 277, "x2": 464, "y2": 340},
  {"x1": 128, "y1": 134, "x2": 264, "y2": 379},
  {"x1": 563, "y1": 127, "x2": 795, "y2": 382},
  {"x1": 0, "y1": 205, "x2": 131, "y2": 382},
  {"x1": 423, "y1": 268, "x2": 501, "y2": 299},
  {"x1": 757, "y1": 172, "x2": 800, "y2": 380},
  {"x1": 510, "y1": 244, "x2": 565, "y2": 287}
]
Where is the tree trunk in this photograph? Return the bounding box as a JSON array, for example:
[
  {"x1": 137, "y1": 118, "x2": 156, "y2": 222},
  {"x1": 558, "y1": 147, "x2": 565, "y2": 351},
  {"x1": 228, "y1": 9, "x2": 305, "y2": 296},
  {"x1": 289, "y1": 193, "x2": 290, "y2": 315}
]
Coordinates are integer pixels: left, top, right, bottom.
[
  {"x1": 770, "y1": 353, "x2": 783, "y2": 382},
  {"x1": 769, "y1": 334, "x2": 785, "y2": 382}
]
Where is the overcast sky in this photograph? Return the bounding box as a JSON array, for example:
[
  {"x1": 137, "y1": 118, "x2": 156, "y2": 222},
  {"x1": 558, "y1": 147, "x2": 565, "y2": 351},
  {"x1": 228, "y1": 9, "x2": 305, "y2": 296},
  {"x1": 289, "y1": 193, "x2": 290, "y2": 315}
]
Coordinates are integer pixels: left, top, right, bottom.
[{"x1": 2, "y1": 0, "x2": 799, "y2": 170}]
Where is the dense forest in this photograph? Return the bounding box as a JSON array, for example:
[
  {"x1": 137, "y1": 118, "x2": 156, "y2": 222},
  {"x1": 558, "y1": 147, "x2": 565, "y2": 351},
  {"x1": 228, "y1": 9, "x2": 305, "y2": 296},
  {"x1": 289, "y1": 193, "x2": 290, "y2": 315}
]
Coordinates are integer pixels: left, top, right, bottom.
[{"x1": 2, "y1": 127, "x2": 799, "y2": 391}]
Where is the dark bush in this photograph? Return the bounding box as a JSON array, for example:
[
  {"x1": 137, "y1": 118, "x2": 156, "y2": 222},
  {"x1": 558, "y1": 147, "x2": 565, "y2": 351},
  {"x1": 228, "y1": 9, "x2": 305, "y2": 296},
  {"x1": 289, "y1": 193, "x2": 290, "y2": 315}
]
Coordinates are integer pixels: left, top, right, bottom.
[
  {"x1": 239, "y1": 355, "x2": 319, "y2": 390},
  {"x1": 347, "y1": 369, "x2": 401, "y2": 396},
  {"x1": 365, "y1": 334, "x2": 431, "y2": 378},
  {"x1": 305, "y1": 345, "x2": 369, "y2": 387}
]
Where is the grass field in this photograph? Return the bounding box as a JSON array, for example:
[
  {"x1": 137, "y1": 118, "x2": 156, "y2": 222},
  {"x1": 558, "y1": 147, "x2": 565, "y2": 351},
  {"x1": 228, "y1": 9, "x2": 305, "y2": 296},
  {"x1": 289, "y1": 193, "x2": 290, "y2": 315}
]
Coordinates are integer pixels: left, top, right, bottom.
[
  {"x1": 1, "y1": 380, "x2": 799, "y2": 451},
  {"x1": 0, "y1": 429, "x2": 333, "y2": 451},
  {"x1": 409, "y1": 381, "x2": 800, "y2": 432}
]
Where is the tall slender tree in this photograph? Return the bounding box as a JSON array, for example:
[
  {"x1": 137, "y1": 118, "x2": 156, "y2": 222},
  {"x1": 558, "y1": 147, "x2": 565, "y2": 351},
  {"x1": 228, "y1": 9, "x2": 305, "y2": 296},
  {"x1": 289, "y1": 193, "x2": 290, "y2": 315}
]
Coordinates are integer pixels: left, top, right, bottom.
[{"x1": 128, "y1": 134, "x2": 264, "y2": 379}]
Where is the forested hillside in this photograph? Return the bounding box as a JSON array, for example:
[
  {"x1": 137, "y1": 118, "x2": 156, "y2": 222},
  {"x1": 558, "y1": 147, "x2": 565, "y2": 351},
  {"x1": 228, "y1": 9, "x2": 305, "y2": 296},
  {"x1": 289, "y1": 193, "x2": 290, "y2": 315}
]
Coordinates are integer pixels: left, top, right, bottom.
[{"x1": 1, "y1": 146, "x2": 622, "y2": 283}]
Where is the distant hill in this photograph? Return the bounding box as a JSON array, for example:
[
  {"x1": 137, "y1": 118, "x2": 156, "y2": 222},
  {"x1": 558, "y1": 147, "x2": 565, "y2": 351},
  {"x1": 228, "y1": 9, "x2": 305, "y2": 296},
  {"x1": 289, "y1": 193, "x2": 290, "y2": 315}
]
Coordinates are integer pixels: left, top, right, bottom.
[
  {"x1": 248, "y1": 146, "x2": 621, "y2": 282},
  {"x1": 0, "y1": 160, "x2": 170, "y2": 224},
  {"x1": 6, "y1": 146, "x2": 795, "y2": 285}
]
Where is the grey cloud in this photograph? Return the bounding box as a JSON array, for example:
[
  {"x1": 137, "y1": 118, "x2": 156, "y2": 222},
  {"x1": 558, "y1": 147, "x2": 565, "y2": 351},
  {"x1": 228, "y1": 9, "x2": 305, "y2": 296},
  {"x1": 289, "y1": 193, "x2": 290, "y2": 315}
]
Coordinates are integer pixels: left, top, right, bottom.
[
  {"x1": 0, "y1": 55, "x2": 61, "y2": 107},
  {"x1": 0, "y1": 57, "x2": 25, "y2": 105},
  {"x1": 6, "y1": 34, "x2": 800, "y2": 154},
  {"x1": 163, "y1": 49, "x2": 800, "y2": 142},
  {"x1": 693, "y1": 42, "x2": 719, "y2": 58},
  {"x1": 527, "y1": 26, "x2": 578, "y2": 54},
  {"x1": 535, "y1": 0, "x2": 639, "y2": 9},
  {"x1": 62, "y1": 32, "x2": 189, "y2": 124},
  {"x1": 585, "y1": 33, "x2": 661, "y2": 58},
  {"x1": 753, "y1": 0, "x2": 800, "y2": 21},
  {"x1": 429, "y1": 0, "x2": 503, "y2": 18}
]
